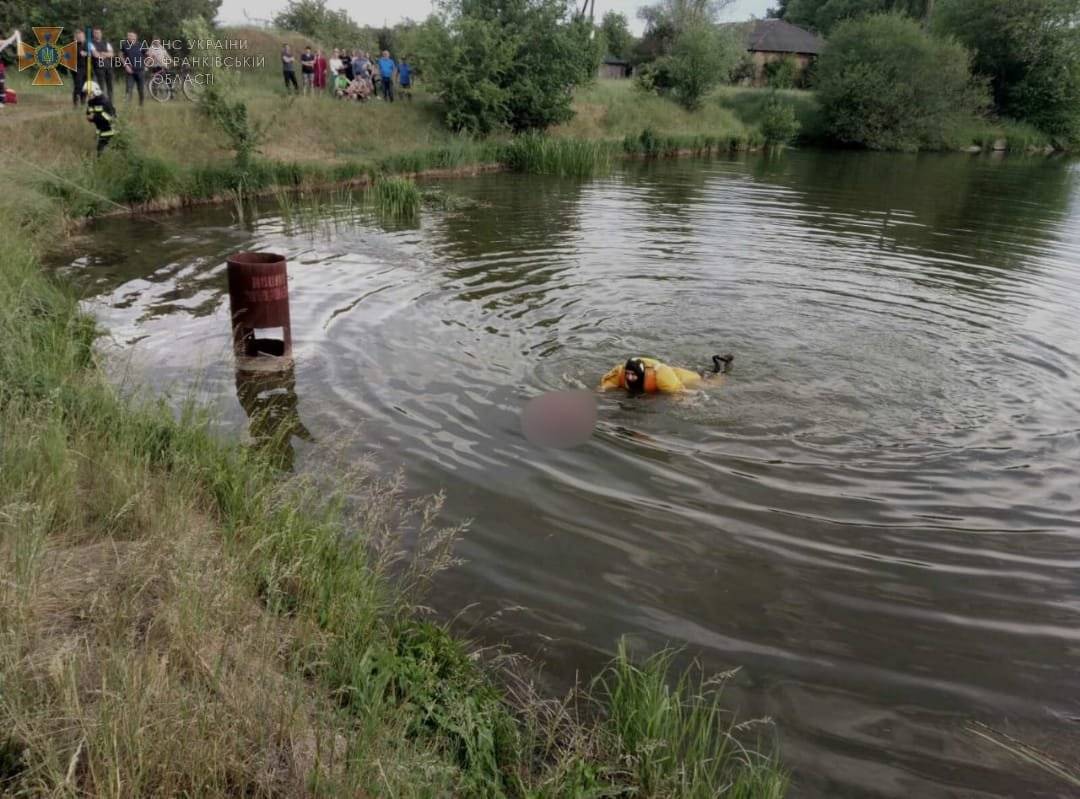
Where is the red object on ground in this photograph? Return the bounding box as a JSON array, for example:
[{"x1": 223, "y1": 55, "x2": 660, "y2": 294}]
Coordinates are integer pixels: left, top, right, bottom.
[{"x1": 4, "y1": 90, "x2": 16, "y2": 104}]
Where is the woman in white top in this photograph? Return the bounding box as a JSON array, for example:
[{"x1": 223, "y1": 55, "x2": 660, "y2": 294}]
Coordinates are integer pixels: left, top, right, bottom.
[{"x1": 327, "y1": 48, "x2": 343, "y2": 89}]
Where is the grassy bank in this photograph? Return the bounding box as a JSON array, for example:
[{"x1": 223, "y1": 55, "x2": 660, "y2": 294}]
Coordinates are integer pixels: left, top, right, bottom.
[{"x1": 0, "y1": 32, "x2": 788, "y2": 799}]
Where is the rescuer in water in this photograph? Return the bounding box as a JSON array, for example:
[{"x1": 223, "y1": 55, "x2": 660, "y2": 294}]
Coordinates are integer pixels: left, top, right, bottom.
[{"x1": 599, "y1": 355, "x2": 733, "y2": 395}]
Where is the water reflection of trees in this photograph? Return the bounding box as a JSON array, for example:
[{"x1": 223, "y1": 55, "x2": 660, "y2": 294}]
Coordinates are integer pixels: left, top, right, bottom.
[{"x1": 752, "y1": 151, "x2": 1078, "y2": 294}]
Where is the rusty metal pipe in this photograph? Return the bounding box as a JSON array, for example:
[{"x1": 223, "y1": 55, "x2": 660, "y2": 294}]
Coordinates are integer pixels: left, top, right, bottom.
[{"x1": 226, "y1": 251, "x2": 292, "y2": 369}]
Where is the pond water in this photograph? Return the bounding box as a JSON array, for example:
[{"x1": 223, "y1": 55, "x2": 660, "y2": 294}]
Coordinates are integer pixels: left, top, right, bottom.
[{"x1": 56, "y1": 151, "x2": 1080, "y2": 797}]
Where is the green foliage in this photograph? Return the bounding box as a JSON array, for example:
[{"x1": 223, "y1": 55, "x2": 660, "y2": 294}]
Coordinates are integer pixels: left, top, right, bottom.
[
  {"x1": 421, "y1": 0, "x2": 600, "y2": 134},
  {"x1": 96, "y1": 148, "x2": 177, "y2": 205},
  {"x1": 815, "y1": 13, "x2": 989, "y2": 150},
  {"x1": 765, "y1": 56, "x2": 799, "y2": 89},
  {"x1": 784, "y1": 0, "x2": 932, "y2": 34},
  {"x1": 633, "y1": 0, "x2": 741, "y2": 107},
  {"x1": 195, "y1": 74, "x2": 269, "y2": 168},
  {"x1": 273, "y1": 0, "x2": 363, "y2": 44},
  {"x1": 666, "y1": 22, "x2": 743, "y2": 110},
  {"x1": 500, "y1": 133, "x2": 614, "y2": 177},
  {"x1": 716, "y1": 85, "x2": 826, "y2": 141},
  {"x1": 934, "y1": 0, "x2": 1080, "y2": 144},
  {"x1": 760, "y1": 91, "x2": 802, "y2": 144},
  {"x1": 600, "y1": 11, "x2": 635, "y2": 59},
  {"x1": 0, "y1": 737, "x2": 26, "y2": 789},
  {"x1": 0, "y1": 0, "x2": 222, "y2": 45}
]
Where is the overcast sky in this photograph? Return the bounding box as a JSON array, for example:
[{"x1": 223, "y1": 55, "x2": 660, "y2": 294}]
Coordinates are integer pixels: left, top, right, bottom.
[{"x1": 217, "y1": 0, "x2": 776, "y2": 35}]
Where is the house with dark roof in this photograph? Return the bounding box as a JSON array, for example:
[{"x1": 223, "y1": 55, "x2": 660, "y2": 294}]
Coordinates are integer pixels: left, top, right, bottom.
[
  {"x1": 745, "y1": 18, "x2": 824, "y2": 87},
  {"x1": 598, "y1": 55, "x2": 632, "y2": 80}
]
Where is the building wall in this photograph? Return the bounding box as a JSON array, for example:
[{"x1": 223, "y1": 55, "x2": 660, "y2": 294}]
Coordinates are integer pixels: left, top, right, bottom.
[
  {"x1": 598, "y1": 63, "x2": 630, "y2": 79},
  {"x1": 750, "y1": 51, "x2": 814, "y2": 87}
]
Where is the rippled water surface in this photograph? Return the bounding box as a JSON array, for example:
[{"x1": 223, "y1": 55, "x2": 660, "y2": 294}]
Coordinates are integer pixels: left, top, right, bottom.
[{"x1": 57, "y1": 151, "x2": 1080, "y2": 797}]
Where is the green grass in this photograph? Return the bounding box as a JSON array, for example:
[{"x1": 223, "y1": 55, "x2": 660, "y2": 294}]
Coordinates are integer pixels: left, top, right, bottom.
[
  {"x1": 597, "y1": 641, "x2": 788, "y2": 799},
  {"x1": 372, "y1": 175, "x2": 423, "y2": 216},
  {"x1": 501, "y1": 133, "x2": 616, "y2": 177}
]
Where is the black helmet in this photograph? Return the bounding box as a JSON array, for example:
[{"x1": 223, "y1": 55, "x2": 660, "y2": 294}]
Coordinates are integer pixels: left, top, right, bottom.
[{"x1": 623, "y1": 358, "x2": 646, "y2": 395}]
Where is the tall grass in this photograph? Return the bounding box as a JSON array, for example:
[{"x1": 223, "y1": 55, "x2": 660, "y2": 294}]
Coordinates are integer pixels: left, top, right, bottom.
[
  {"x1": 372, "y1": 175, "x2": 423, "y2": 217},
  {"x1": 597, "y1": 641, "x2": 788, "y2": 799},
  {"x1": 501, "y1": 133, "x2": 615, "y2": 178}
]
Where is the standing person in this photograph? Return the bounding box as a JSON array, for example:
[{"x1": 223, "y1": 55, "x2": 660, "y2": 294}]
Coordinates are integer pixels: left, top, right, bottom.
[
  {"x1": 327, "y1": 48, "x2": 343, "y2": 93},
  {"x1": 281, "y1": 44, "x2": 299, "y2": 93},
  {"x1": 120, "y1": 31, "x2": 145, "y2": 106},
  {"x1": 145, "y1": 37, "x2": 169, "y2": 77},
  {"x1": 90, "y1": 28, "x2": 114, "y2": 101},
  {"x1": 342, "y1": 50, "x2": 355, "y2": 81},
  {"x1": 300, "y1": 45, "x2": 315, "y2": 95},
  {"x1": 350, "y1": 50, "x2": 364, "y2": 84},
  {"x1": 312, "y1": 48, "x2": 328, "y2": 93},
  {"x1": 0, "y1": 57, "x2": 5, "y2": 112},
  {"x1": 73, "y1": 29, "x2": 89, "y2": 107},
  {"x1": 86, "y1": 82, "x2": 116, "y2": 155},
  {"x1": 377, "y1": 50, "x2": 395, "y2": 102},
  {"x1": 397, "y1": 56, "x2": 413, "y2": 100}
]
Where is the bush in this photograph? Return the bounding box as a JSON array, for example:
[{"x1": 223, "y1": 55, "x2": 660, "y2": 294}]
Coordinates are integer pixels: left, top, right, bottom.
[
  {"x1": 935, "y1": 0, "x2": 1080, "y2": 144},
  {"x1": 760, "y1": 92, "x2": 802, "y2": 145},
  {"x1": 815, "y1": 13, "x2": 989, "y2": 150},
  {"x1": 420, "y1": 0, "x2": 600, "y2": 134},
  {"x1": 765, "y1": 56, "x2": 799, "y2": 89}
]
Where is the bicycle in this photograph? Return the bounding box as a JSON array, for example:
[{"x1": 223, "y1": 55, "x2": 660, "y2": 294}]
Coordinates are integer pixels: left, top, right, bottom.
[{"x1": 148, "y1": 67, "x2": 203, "y2": 103}]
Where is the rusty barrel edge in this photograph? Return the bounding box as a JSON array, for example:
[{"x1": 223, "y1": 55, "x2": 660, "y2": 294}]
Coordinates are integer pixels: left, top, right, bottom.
[{"x1": 226, "y1": 251, "x2": 292, "y2": 359}]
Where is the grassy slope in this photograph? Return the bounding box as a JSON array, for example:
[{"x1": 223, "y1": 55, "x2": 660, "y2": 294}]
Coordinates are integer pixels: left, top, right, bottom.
[{"x1": 0, "y1": 28, "x2": 788, "y2": 799}]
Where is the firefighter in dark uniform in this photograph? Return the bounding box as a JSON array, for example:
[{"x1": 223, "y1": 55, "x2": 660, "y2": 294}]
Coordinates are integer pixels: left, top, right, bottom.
[{"x1": 85, "y1": 82, "x2": 116, "y2": 155}]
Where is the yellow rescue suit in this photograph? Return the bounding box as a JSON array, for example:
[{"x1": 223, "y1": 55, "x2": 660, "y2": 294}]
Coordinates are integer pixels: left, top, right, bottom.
[{"x1": 599, "y1": 357, "x2": 705, "y2": 394}]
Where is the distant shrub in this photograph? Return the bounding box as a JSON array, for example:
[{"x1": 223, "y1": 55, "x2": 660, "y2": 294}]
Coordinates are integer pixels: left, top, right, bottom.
[
  {"x1": 760, "y1": 92, "x2": 802, "y2": 145},
  {"x1": 815, "y1": 13, "x2": 989, "y2": 151},
  {"x1": 765, "y1": 56, "x2": 798, "y2": 89}
]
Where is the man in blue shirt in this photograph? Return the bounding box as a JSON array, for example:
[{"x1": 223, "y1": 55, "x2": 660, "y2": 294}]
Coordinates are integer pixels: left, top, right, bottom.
[
  {"x1": 398, "y1": 58, "x2": 413, "y2": 100},
  {"x1": 377, "y1": 50, "x2": 395, "y2": 102}
]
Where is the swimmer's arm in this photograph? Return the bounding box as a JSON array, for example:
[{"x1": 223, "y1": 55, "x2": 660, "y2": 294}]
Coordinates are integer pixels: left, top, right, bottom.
[{"x1": 599, "y1": 365, "x2": 623, "y2": 391}]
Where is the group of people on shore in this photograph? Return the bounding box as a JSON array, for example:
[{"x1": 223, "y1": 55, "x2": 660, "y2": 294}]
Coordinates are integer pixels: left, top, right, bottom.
[
  {"x1": 68, "y1": 27, "x2": 169, "y2": 108},
  {"x1": 282, "y1": 45, "x2": 413, "y2": 102}
]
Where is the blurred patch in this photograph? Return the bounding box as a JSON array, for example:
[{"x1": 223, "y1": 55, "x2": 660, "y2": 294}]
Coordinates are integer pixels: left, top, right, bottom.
[{"x1": 522, "y1": 390, "x2": 598, "y2": 449}]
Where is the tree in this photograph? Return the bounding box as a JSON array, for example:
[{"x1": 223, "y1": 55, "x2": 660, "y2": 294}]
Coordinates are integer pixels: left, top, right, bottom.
[
  {"x1": 666, "y1": 22, "x2": 742, "y2": 108},
  {"x1": 935, "y1": 0, "x2": 1080, "y2": 142},
  {"x1": 273, "y1": 0, "x2": 362, "y2": 46},
  {"x1": 1, "y1": 0, "x2": 222, "y2": 44},
  {"x1": 815, "y1": 13, "x2": 988, "y2": 149},
  {"x1": 783, "y1": 0, "x2": 933, "y2": 34},
  {"x1": 599, "y1": 11, "x2": 633, "y2": 58},
  {"x1": 420, "y1": 0, "x2": 600, "y2": 134},
  {"x1": 767, "y1": 0, "x2": 792, "y2": 17},
  {"x1": 633, "y1": 0, "x2": 739, "y2": 108}
]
